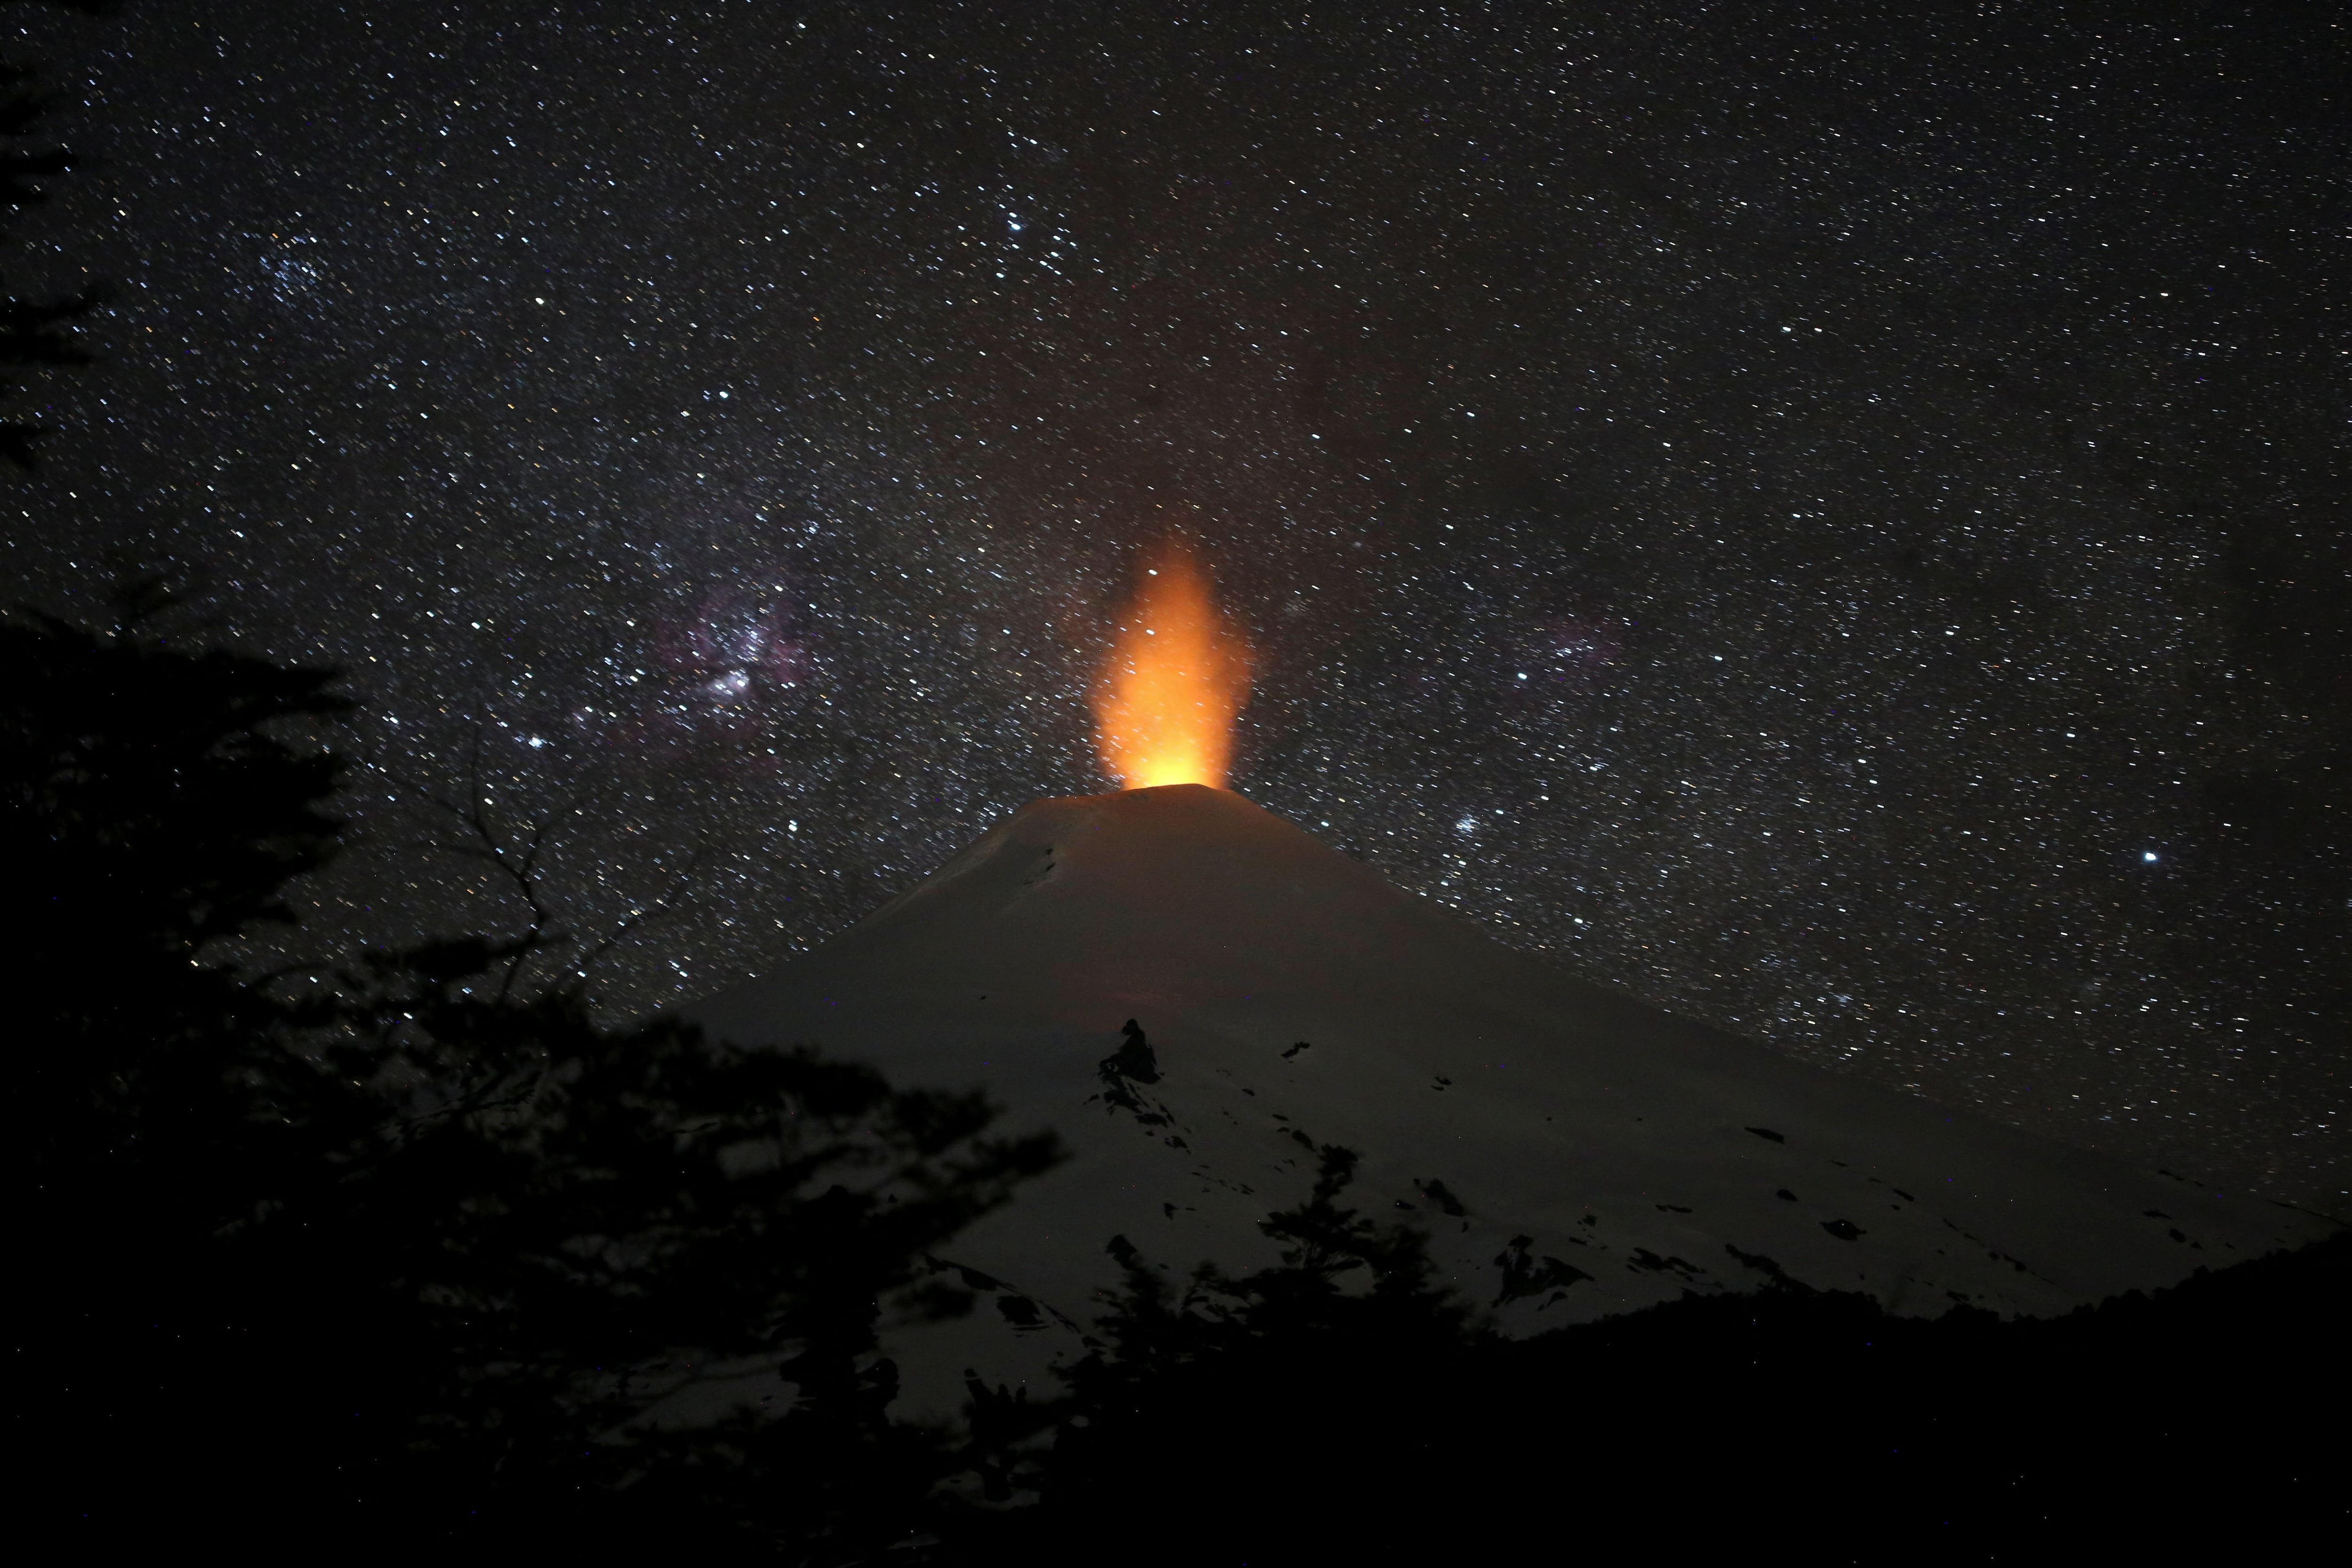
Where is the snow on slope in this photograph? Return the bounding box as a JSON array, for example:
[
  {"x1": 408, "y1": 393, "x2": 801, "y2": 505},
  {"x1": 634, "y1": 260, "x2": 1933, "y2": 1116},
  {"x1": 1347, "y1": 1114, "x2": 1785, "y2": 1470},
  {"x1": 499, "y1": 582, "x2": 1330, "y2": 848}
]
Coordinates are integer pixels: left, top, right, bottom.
[{"x1": 688, "y1": 784, "x2": 2335, "y2": 1414}]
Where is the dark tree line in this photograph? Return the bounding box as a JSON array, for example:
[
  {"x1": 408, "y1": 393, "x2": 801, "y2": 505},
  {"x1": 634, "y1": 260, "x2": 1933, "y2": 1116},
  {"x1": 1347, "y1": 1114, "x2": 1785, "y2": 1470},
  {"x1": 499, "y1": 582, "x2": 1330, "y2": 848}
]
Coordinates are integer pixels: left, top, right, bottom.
[
  {"x1": 963, "y1": 1140, "x2": 2352, "y2": 1563},
  {"x1": 0, "y1": 0, "x2": 111, "y2": 466},
  {"x1": 8, "y1": 597, "x2": 1058, "y2": 1553}
]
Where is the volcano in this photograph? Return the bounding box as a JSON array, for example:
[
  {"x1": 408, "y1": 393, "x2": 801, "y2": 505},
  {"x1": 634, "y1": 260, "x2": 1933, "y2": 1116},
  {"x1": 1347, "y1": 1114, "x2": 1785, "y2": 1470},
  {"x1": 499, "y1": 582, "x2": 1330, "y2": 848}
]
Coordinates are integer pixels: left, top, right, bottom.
[{"x1": 689, "y1": 784, "x2": 2333, "y2": 1410}]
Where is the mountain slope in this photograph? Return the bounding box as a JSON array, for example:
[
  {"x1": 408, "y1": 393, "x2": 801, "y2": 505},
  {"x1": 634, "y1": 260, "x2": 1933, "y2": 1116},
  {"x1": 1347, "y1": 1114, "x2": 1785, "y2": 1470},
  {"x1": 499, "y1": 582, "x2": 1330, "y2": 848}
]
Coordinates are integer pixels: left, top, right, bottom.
[{"x1": 688, "y1": 784, "x2": 2334, "y2": 1411}]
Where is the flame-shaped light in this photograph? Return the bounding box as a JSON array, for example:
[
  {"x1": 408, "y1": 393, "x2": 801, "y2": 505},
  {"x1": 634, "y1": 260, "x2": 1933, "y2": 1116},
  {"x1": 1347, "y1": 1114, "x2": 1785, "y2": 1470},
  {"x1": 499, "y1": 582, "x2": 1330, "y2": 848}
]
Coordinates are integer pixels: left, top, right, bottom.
[{"x1": 1092, "y1": 540, "x2": 1252, "y2": 790}]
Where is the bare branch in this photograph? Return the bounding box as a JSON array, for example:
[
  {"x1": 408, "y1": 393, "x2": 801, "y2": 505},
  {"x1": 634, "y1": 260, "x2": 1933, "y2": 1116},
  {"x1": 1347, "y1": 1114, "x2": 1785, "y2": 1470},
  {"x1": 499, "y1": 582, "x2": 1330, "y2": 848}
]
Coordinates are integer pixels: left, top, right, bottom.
[{"x1": 365, "y1": 729, "x2": 701, "y2": 1007}]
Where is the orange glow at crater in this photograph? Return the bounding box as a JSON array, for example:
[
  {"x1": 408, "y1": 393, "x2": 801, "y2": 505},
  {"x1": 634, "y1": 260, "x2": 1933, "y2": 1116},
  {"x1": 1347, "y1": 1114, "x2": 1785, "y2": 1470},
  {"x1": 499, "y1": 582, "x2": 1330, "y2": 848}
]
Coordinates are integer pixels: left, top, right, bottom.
[{"x1": 1092, "y1": 540, "x2": 1252, "y2": 790}]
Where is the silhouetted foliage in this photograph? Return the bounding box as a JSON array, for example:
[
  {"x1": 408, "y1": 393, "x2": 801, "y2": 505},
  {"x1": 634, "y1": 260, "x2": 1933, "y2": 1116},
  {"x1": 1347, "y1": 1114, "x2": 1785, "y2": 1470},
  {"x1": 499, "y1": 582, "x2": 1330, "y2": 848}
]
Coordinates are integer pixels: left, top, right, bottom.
[
  {"x1": 0, "y1": 3, "x2": 113, "y2": 467},
  {"x1": 8, "y1": 589, "x2": 347, "y2": 1224},
  {"x1": 959, "y1": 1141, "x2": 1486, "y2": 1559},
  {"x1": 10, "y1": 602, "x2": 1059, "y2": 1556},
  {"x1": 971, "y1": 1169, "x2": 2351, "y2": 1564}
]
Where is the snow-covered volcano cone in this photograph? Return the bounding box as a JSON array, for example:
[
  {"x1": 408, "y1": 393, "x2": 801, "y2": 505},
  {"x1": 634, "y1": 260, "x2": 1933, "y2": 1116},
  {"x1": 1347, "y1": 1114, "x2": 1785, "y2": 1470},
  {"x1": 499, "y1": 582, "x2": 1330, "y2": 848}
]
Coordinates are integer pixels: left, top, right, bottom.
[{"x1": 688, "y1": 784, "x2": 2334, "y2": 1413}]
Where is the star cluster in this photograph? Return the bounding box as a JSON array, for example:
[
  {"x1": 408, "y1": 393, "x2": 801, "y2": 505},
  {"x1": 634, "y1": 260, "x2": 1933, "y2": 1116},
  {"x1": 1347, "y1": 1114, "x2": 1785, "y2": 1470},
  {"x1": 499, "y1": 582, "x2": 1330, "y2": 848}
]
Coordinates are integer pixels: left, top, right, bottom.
[{"x1": 9, "y1": 2, "x2": 2346, "y2": 1201}]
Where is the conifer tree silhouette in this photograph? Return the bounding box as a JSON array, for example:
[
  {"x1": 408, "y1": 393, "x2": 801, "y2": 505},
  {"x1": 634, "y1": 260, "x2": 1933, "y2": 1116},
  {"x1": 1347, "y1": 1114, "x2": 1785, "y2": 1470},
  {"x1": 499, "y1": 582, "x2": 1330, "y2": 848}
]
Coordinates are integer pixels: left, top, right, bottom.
[
  {"x1": 0, "y1": 2, "x2": 114, "y2": 467},
  {"x1": 986, "y1": 1140, "x2": 1485, "y2": 1560},
  {"x1": 968, "y1": 1138, "x2": 2351, "y2": 1565},
  {"x1": 8, "y1": 598, "x2": 1061, "y2": 1554}
]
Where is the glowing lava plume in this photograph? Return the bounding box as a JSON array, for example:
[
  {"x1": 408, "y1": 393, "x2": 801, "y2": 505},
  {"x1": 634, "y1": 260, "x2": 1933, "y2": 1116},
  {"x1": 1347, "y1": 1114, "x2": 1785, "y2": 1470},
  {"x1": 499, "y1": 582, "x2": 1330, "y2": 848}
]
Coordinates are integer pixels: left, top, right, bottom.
[{"x1": 1092, "y1": 540, "x2": 1252, "y2": 790}]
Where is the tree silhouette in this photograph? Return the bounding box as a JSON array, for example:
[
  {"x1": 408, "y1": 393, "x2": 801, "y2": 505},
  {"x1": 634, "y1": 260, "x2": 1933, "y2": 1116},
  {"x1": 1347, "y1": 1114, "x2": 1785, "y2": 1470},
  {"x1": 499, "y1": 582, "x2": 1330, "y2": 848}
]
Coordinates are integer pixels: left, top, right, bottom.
[
  {"x1": 9, "y1": 586, "x2": 347, "y2": 1249},
  {"x1": 934, "y1": 1122, "x2": 2352, "y2": 1565},
  {"x1": 9, "y1": 598, "x2": 1060, "y2": 1554},
  {"x1": 974, "y1": 1139, "x2": 1484, "y2": 1560},
  {"x1": 0, "y1": 2, "x2": 113, "y2": 467}
]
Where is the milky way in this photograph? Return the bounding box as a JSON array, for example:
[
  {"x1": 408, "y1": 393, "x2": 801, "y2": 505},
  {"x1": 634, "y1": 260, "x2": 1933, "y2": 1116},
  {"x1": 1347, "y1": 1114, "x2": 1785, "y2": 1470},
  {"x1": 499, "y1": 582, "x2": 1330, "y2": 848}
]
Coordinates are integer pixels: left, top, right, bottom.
[{"x1": 8, "y1": 2, "x2": 2345, "y2": 1201}]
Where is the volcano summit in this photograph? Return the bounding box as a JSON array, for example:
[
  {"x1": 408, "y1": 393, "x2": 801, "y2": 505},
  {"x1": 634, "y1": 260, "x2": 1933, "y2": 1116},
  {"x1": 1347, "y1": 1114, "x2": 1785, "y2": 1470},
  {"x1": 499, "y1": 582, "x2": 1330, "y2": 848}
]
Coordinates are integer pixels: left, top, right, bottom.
[{"x1": 690, "y1": 784, "x2": 2331, "y2": 1408}]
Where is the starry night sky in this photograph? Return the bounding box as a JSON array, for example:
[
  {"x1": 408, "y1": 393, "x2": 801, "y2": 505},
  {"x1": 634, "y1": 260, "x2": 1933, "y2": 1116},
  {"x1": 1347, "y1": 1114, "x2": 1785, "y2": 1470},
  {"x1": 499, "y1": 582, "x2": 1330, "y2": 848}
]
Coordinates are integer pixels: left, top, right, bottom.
[{"x1": 8, "y1": 2, "x2": 2347, "y2": 1202}]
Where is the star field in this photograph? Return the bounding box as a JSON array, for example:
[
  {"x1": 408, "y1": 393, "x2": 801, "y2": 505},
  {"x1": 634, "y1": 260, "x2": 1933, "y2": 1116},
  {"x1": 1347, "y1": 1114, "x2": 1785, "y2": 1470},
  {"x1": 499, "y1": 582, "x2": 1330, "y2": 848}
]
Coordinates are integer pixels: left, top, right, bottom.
[{"x1": 8, "y1": 2, "x2": 2346, "y2": 1202}]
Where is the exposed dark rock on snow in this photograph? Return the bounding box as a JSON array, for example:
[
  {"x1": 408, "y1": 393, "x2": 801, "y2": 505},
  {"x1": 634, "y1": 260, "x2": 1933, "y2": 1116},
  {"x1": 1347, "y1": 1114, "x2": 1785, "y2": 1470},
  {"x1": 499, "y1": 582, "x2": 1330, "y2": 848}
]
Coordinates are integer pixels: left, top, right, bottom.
[{"x1": 686, "y1": 784, "x2": 2339, "y2": 1414}]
